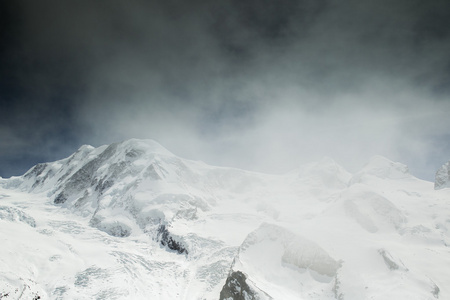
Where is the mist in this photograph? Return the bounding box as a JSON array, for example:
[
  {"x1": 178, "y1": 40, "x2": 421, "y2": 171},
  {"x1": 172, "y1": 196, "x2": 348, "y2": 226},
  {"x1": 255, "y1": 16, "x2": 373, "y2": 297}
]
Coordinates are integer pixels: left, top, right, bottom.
[{"x1": 1, "y1": 0, "x2": 449, "y2": 179}]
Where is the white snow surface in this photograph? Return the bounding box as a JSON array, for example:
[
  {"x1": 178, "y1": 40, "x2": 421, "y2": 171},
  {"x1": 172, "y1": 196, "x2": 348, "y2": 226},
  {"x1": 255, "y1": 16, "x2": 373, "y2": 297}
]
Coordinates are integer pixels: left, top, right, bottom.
[{"x1": 0, "y1": 139, "x2": 449, "y2": 299}]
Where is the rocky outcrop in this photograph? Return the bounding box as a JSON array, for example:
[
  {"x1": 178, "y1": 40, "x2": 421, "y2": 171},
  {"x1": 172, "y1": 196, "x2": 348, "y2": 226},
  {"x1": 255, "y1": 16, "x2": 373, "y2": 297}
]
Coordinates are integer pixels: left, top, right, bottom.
[
  {"x1": 219, "y1": 271, "x2": 258, "y2": 300},
  {"x1": 157, "y1": 225, "x2": 188, "y2": 254},
  {"x1": 435, "y1": 161, "x2": 450, "y2": 190}
]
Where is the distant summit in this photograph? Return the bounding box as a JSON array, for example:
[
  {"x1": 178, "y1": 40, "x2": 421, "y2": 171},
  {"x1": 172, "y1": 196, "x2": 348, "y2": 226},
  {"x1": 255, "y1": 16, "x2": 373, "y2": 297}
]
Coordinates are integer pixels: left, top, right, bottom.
[
  {"x1": 435, "y1": 161, "x2": 450, "y2": 190},
  {"x1": 298, "y1": 157, "x2": 351, "y2": 189},
  {"x1": 350, "y1": 155, "x2": 411, "y2": 184}
]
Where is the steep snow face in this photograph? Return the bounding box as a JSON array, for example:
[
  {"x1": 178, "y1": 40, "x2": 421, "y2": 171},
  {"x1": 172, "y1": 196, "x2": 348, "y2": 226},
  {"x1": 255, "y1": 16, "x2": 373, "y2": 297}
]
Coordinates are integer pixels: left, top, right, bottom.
[
  {"x1": 17, "y1": 139, "x2": 173, "y2": 195},
  {"x1": 1, "y1": 139, "x2": 450, "y2": 299},
  {"x1": 435, "y1": 161, "x2": 450, "y2": 190}
]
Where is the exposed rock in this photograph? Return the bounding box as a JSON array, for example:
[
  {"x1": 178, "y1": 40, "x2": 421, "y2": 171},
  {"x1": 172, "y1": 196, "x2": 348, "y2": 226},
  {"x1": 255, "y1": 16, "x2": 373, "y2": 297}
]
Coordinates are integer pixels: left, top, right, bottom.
[
  {"x1": 89, "y1": 216, "x2": 132, "y2": 237},
  {"x1": 24, "y1": 163, "x2": 48, "y2": 180},
  {"x1": 435, "y1": 161, "x2": 450, "y2": 190},
  {"x1": 431, "y1": 281, "x2": 440, "y2": 298},
  {"x1": 378, "y1": 248, "x2": 408, "y2": 271},
  {"x1": 54, "y1": 192, "x2": 68, "y2": 204},
  {"x1": 0, "y1": 277, "x2": 45, "y2": 300},
  {"x1": 219, "y1": 271, "x2": 258, "y2": 300},
  {"x1": 157, "y1": 225, "x2": 188, "y2": 254}
]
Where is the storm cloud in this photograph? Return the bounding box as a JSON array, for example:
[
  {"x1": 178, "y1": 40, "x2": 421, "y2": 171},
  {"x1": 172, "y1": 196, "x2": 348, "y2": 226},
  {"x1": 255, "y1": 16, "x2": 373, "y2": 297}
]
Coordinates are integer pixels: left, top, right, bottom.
[{"x1": 1, "y1": 0, "x2": 450, "y2": 179}]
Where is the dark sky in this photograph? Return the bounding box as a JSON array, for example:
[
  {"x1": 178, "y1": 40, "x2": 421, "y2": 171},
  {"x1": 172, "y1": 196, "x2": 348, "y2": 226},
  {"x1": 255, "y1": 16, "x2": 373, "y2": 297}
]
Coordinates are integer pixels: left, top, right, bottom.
[{"x1": 1, "y1": 0, "x2": 450, "y2": 180}]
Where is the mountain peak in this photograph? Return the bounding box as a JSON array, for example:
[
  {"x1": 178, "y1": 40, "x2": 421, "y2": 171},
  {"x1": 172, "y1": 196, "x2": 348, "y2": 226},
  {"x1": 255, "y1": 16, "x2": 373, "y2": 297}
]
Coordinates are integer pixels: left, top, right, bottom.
[
  {"x1": 16, "y1": 139, "x2": 177, "y2": 204},
  {"x1": 115, "y1": 139, "x2": 173, "y2": 156},
  {"x1": 298, "y1": 157, "x2": 351, "y2": 189},
  {"x1": 350, "y1": 155, "x2": 411, "y2": 184}
]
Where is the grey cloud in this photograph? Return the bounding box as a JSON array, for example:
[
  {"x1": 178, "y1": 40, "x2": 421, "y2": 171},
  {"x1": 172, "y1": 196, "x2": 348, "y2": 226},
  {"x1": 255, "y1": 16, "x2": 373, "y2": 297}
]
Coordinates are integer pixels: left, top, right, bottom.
[{"x1": 1, "y1": 0, "x2": 450, "y2": 179}]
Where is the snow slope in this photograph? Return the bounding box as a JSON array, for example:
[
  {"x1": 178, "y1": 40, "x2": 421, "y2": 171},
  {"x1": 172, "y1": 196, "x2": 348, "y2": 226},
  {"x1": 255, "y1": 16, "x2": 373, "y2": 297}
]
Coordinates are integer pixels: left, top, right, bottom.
[{"x1": 1, "y1": 139, "x2": 449, "y2": 299}]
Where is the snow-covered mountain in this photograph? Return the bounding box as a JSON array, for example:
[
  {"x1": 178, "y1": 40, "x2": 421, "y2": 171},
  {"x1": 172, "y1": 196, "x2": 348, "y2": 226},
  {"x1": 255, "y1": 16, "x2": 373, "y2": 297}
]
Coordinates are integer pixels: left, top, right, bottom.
[{"x1": 1, "y1": 139, "x2": 449, "y2": 299}]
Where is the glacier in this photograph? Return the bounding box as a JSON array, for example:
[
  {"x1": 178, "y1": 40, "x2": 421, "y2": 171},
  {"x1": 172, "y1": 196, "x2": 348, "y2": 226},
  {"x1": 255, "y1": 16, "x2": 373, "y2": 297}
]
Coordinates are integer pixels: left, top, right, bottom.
[{"x1": 0, "y1": 139, "x2": 449, "y2": 299}]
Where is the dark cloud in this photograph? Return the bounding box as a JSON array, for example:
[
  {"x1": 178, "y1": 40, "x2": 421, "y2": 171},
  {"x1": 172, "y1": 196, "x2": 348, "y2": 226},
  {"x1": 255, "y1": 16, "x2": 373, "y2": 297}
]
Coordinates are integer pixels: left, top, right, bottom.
[{"x1": 1, "y1": 0, "x2": 450, "y2": 179}]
